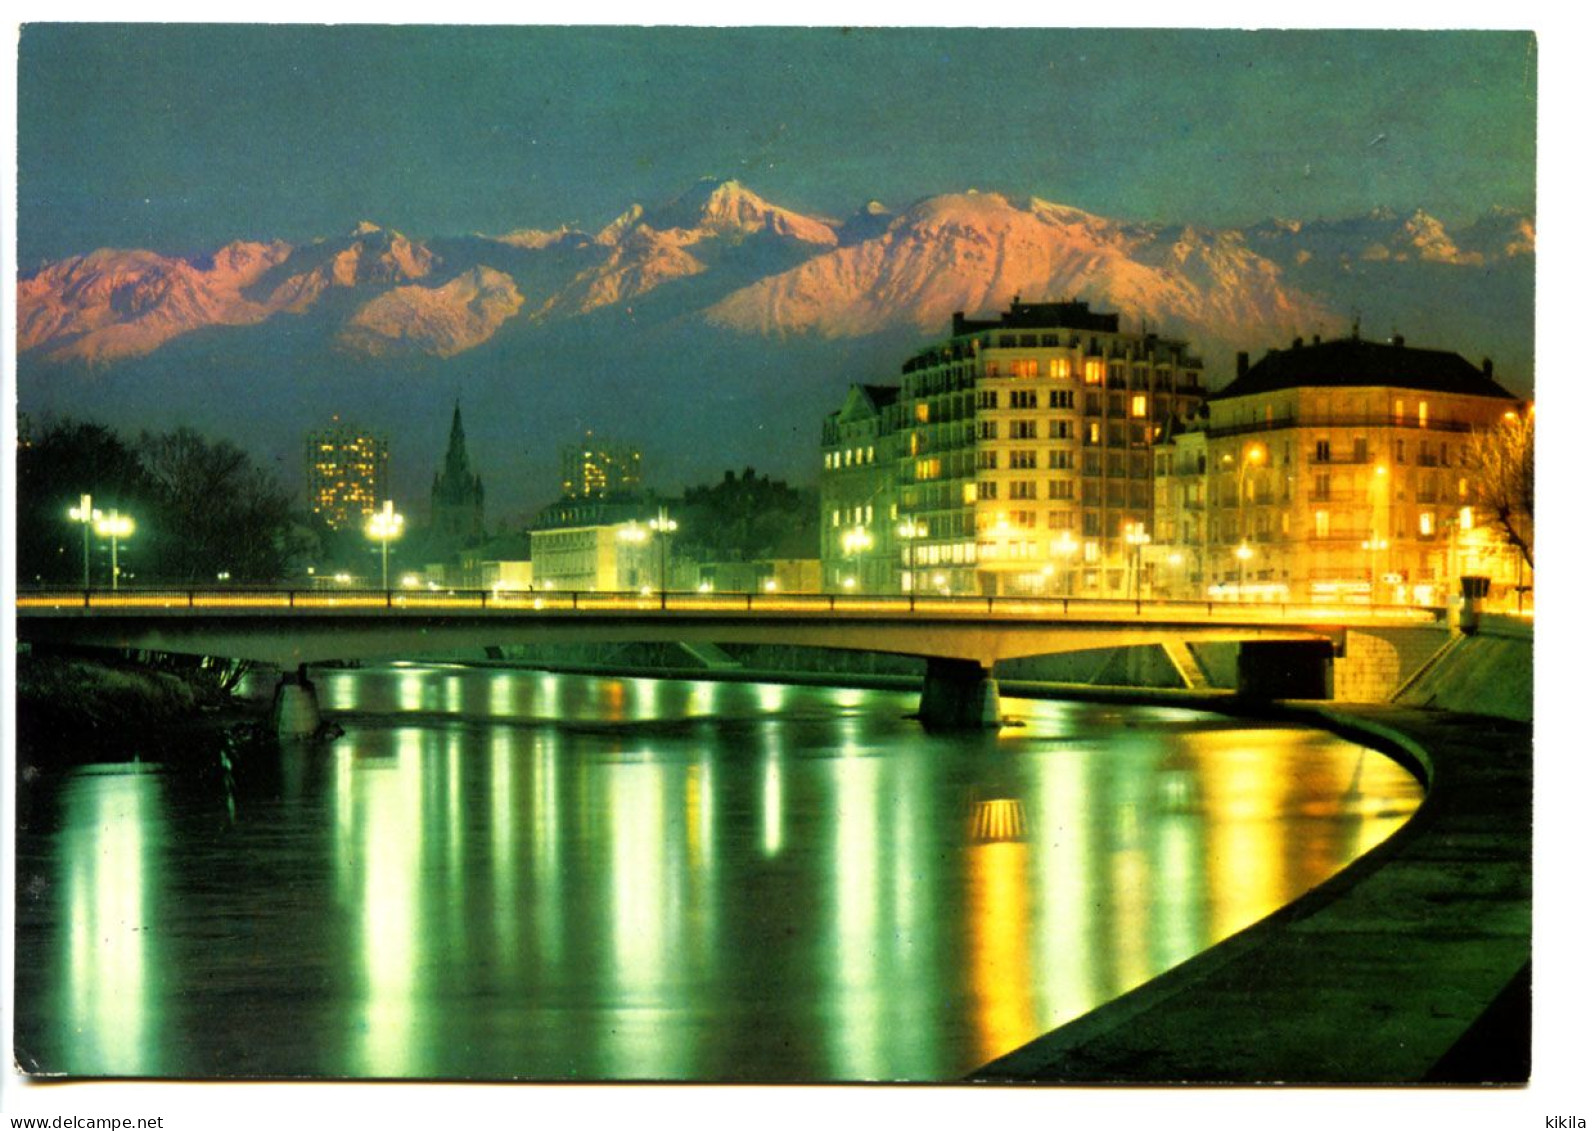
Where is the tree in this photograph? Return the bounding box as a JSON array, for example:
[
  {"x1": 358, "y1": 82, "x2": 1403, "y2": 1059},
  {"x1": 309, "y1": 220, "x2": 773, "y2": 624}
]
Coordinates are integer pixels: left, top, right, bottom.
[
  {"x1": 137, "y1": 427, "x2": 301, "y2": 583},
  {"x1": 1467, "y1": 406, "x2": 1534, "y2": 572},
  {"x1": 677, "y1": 468, "x2": 819, "y2": 563},
  {"x1": 16, "y1": 418, "x2": 153, "y2": 585}
]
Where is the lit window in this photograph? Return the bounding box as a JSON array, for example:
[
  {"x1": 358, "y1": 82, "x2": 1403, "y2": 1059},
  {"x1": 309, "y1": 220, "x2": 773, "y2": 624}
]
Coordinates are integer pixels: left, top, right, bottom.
[
  {"x1": 1084, "y1": 359, "x2": 1104, "y2": 385},
  {"x1": 1049, "y1": 358, "x2": 1070, "y2": 379},
  {"x1": 1419, "y1": 512, "x2": 1435, "y2": 536},
  {"x1": 1418, "y1": 401, "x2": 1429, "y2": 428},
  {"x1": 1131, "y1": 395, "x2": 1147, "y2": 418},
  {"x1": 1460, "y1": 506, "x2": 1474, "y2": 530},
  {"x1": 915, "y1": 403, "x2": 930, "y2": 423},
  {"x1": 963, "y1": 483, "x2": 978, "y2": 504},
  {"x1": 1315, "y1": 510, "x2": 1329, "y2": 538}
]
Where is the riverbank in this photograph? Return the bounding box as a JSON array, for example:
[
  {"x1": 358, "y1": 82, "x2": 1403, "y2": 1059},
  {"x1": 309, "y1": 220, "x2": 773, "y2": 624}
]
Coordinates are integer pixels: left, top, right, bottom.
[{"x1": 12, "y1": 651, "x2": 256, "y2": 763}]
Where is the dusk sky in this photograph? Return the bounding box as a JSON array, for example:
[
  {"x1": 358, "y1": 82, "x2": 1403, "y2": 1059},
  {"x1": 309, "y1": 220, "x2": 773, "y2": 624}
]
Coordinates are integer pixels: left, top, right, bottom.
[{"x1": 18, "y1": 25, "x2": 1536, "y2": 265}]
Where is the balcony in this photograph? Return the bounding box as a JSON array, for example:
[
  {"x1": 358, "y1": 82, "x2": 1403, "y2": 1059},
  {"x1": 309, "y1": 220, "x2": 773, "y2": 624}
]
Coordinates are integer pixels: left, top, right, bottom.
[{"x1": 1208, "y1": 415, "x2": 1477, "y2": 439}]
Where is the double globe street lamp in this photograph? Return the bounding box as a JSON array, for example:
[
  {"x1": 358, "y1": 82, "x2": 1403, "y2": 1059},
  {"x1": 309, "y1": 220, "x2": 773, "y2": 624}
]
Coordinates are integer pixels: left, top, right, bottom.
[
  {"x1": 365, "y1": 500, "x2": 405, "y2": 590},
  {"x1": 68, "y1": 495, "x2": 137, "y2": 590}
]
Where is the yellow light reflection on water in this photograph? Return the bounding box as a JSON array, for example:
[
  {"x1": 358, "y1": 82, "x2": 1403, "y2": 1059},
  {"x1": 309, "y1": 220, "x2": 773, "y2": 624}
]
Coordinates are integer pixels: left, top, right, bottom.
[
  {"x1": 1204, "y1": 740, "x2": 1290, "y2": 942},
  {"x1": 968, "y1": 837, "x2": 1036, "y2": 1066},
  {"x1": 61, "y1": 773, "x2": 156, "y2": 1075}
]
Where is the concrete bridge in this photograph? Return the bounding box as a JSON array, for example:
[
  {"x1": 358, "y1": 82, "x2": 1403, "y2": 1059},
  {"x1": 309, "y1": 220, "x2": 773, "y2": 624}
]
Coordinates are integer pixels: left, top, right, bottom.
[{"x1": 15, "y1": 588, "x2": 1447, "y2": 732}]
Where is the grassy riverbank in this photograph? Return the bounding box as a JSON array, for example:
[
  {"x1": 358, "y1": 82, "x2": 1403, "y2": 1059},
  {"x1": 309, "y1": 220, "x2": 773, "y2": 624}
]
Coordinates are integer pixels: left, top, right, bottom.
[{"x1": 13, "y1": 650, "x2": 255, "y2": 760}]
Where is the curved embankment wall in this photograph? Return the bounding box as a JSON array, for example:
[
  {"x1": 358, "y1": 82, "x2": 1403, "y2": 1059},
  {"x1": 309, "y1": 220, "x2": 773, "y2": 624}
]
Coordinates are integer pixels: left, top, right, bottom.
[{"x1": 1395, "y1": 615, "x2": 1533, "y2": 723}]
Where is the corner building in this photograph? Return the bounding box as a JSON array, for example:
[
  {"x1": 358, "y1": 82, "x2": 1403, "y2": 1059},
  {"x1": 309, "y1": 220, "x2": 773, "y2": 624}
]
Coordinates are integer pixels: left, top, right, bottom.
[
  {"x1": 1158, "y1": 333, "x2": 1523, "y2": 604},
  {"x1": 822, "y1": 299, "x2": 1207, "y2": 595}
]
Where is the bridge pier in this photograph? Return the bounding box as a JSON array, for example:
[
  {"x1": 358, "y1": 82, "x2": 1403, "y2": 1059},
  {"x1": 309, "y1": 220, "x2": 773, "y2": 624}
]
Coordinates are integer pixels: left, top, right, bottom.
[
  {"x1": 1236, "y1": 640, "x2": 1335, "y2": 700},
  {"x1": 919, "y1": 658, "x2": 1002, "y2": 729},
  {"x1": 269, "y1": 664, "x2": 322, "y2": 738}
]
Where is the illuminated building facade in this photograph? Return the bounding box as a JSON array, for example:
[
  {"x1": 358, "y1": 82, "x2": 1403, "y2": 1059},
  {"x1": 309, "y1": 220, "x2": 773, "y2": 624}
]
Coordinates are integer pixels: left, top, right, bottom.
[
  {"x1": 305, "y1": 419, "x2": 389, "y2": 531},
  {"x1": 528, "y1": 522, "x2": 658, "y2": 591},
  {"x1": 821, "y1": 299, "x2": 1207, "y2": 595},
  {"x1": 561, "y1": 432, "x2": 643, "y2": 500},
  {"x1": 1154, "y1": 333, "x2": 1525, "y2": 605},
  {"x1": 819, "y1": 384, "x2": 899, "y2": 592}
]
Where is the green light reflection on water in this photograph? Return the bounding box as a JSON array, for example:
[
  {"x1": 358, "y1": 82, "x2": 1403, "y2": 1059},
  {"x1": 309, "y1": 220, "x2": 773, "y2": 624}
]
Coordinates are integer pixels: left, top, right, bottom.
[{"x1": 18, "y1": 670, "x2": 1424, "y2": 1082}]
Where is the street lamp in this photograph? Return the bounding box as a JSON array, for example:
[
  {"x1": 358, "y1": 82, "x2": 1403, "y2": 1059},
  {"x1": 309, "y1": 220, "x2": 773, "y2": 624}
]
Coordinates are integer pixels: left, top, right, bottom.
[
  {"x1": 1124, "y1": 521, "x2": 1150, "y2": 603},
  {"x1": 365, "y1": 500, "x2": 404, "y2": 589},
  {"x1": 1226, "y1": 443, "x2": 1266, "y2": 598},
  {"x1": 896, "y1": 516, "x2": 926, "y2": 592},
  {"x1": 617, "y1": 520, "x2": 650, "y2": 591},
  {"x1": 649, "y1": 507, "x2": 678, "y2": 592},
  {"x1": 68, "y1": 494, "x2": 100, "y2": 589},
  {"x1": 1050, "y1": 532, "x2": 1079, "y2": 596},
  {"x1": 93, "y1": 510, "x2": 135, "y2": 590},
  {"x1": 842, "y1": 525, "x2": 874, "y2": 593}
]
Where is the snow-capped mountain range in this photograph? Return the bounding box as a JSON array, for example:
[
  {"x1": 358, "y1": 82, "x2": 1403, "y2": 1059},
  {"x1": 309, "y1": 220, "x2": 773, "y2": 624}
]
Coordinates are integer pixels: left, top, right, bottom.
[
  {"x1": 15, "y1": 177, "x2": 1533, "y2": 498},
  {"x1": 18, "y1": 178, "x2": 1534, "y2": 371}
]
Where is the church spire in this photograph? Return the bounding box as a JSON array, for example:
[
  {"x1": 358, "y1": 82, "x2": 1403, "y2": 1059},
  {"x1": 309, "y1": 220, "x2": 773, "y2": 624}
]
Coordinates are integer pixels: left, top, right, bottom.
[
  {"x1": 445, "y1": 400, "x2": 472, "y2": 479},
  {"x1": 430, "y1": 399, "x2": 485, "y2": 550}
]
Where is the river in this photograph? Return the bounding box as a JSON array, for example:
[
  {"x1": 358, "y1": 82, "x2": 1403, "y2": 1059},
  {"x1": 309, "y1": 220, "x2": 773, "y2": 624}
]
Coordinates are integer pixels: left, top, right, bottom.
[{"x1": 12, "y1": 664, "x2": 1422, "y2": 1082}]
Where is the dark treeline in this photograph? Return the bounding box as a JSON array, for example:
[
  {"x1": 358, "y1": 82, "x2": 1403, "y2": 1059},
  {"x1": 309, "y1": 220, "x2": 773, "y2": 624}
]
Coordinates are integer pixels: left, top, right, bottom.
[
  {"x1": 675, "y1": 467, "x2": 818, "y2": 563},
  {"x1": 17, "y1": 417, "x2": 318, "y2": 587}
]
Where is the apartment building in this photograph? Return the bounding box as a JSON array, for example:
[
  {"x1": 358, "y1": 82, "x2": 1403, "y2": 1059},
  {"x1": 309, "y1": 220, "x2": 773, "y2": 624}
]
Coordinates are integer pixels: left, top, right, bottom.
[
  {"x1": 821, "y1": 299, "x2": 1207, "y2": 595},
  {"x1": 1155, "y1": 333, "x2": 1524, "y2": 604},
  {"x1": 305, "y1": 418, "x2": 389, "y2": 531}
]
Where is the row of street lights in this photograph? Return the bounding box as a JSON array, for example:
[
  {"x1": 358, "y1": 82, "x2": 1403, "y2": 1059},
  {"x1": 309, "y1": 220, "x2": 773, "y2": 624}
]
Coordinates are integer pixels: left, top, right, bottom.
[{"x1": 65, "y1": 493, "x2": 410, "y2": 590}]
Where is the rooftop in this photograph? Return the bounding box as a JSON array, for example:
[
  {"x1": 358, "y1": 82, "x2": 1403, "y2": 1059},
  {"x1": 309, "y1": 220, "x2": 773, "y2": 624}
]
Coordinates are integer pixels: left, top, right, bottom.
[
  {"x1": 951, "y1": 297, "x2": 1121, "y2": 338},
  {"x1": 1210, "y1": 335, "x2": 1518, "y2": 402}
]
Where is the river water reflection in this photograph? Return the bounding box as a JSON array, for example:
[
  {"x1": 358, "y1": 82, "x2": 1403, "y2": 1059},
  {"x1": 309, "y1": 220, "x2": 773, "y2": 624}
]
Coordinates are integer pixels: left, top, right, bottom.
[{"x1": 14, "y1": 665, "x2": 1422, "y2": 1082}]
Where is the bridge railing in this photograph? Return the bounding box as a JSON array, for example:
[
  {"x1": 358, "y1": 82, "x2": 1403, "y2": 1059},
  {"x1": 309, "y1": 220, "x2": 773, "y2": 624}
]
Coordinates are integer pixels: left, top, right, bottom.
[{"x1": 15, "y1": 586, "x2": 1446, "y2": 623}]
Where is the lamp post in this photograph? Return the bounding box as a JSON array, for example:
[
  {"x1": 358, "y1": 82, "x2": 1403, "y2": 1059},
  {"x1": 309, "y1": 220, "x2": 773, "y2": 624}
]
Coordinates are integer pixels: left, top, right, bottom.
[
  {"x1": 69, "y1": 494, "x2": 100, "y2": 590},
  {"x1": 1228, "y1": 443, "x2": 1266, "y2": 598},
  {"x1": 1123, "y1": 521, "x2": 1150, "y2": 604},
  {"x1": 842, "y1": 525, "x2": 873, "y2": 592},
  {"x1": 1050, "y1": 532, "x2": 1079, "y2": 596},
  {"x1": 1234, "y1": 540, "x2": 1254, "y2": 600},
  {"x1": 649, "y1": 507, "x2": 678, "y2": 592},
  {"x1": 896, "y1": 516, "x2": 926, "y2": 593},
  {"x1": 93, "y1": 510, "x2": 134, "y2": 590},
  {"x1": 618, "y1": 520, "x2": 650, "y2": 590},
  {"x1": 365, "y1": 500, "x2": 404, "y2": 590}
]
